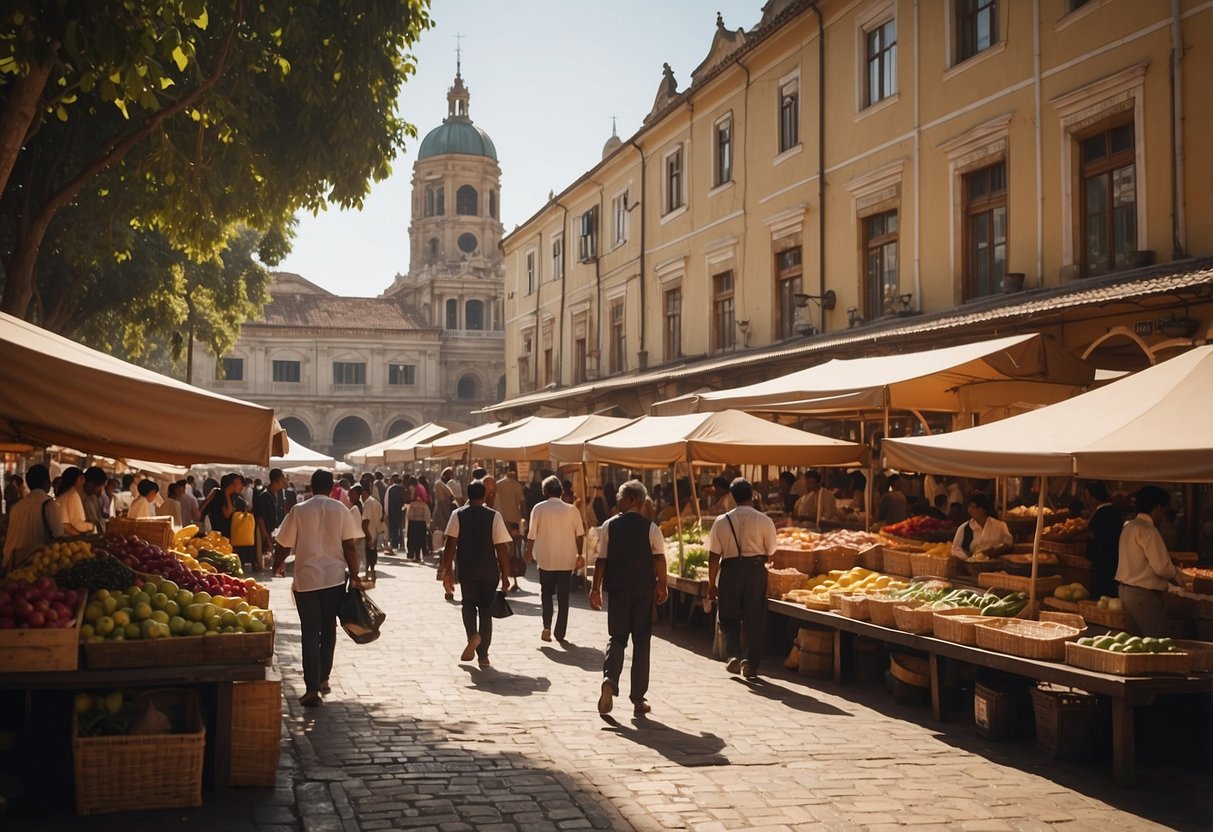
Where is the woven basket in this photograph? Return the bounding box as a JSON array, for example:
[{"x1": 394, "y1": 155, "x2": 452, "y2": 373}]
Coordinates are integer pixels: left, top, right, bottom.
[
  {"x1": 837, "y1": 594, "x2": 870, "y2": 621},
  {"x1": 857, "y1": 544, "x2": 883, "y2": 571},
  {"x1": 107, "y1": 517, "x2": 174, "y2": 551},
  {"x1": 1040, "y1": 539, "x2": 1091, "y2": 557},
  {"x1": 771, "y1": 548, "x2": 816, "y2": 574},
  {"x1": 802, "y1": 596, "x2": 831, "y2": 611},
  {"x1": 911, "y1": 553, "x2": 957, "y2": 578},
  {"x1": 828, "y1": 589, "x2": 849, "y2": 611},
  {"x1": 893, "y1": 603, "x2": 939, "y2": 634},
  {"x1": 868, "y1": 595, "x2": 915, "y2": 628},
  {"x1": 978, "y1": 572, "x2": 1063, "y2": 595},
  {"x1": 1076, "y1": 600, "x2": 1133, "y2": 631},
  {"x1": 246, "y1": 583, "x2": 270, "y2": 610},
  {"x1": 962, "y1": 558, "x2": 1005, "y2": 577},
  {"x1": 882, "y1": 548, "x2": 915, "y2": 578},
  {"x1": 73, "y1": 689, "x2": 204, "y2": 814},
  {"x1": 1042, "y1": 597, "x2": 1080, "y2": 613},
  {"x1": 932, "y1": 612, "x2": 990, "y2": 645},
  {"x1": 230, "y1": 680, "x2": 282, "y2": 786},
  {"x1": 974, "y1": 618, "x2": 1082, "y2": 661},
  {"x1": 1031, "y1": 684, "x2": 1107, "y2": 760},
  {"x1": 1064, "y1": 641, "x2": 1192, "y2": 676},
  {"x1": 1173, "y1": 640, "x2": 1213, "y2": 673},
  {"x1": 815, "y1": 546, "x2": 860, "y2": 573},
  {"x1": 1038, "y1": 610, "x2": 1086, "y2": 632},
  {"x1": 766, "y1": 568, "x2": 808, "y2": 600}
]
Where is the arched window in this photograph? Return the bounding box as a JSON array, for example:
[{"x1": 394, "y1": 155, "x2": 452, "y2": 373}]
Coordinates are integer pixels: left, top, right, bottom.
[
  {"x1": 428, "y1": 237, "x2": 439, "y2": 261},
  {"x1": 445, "y1": 299, "x2": 458, "y2": 330},
  {"x1": 457, "y1": 375, "x2": 479, "y2": 400},
  {"x1": 331, "y1": 415, "x2": 372, "y2": 459},
  {"x1": 465, "y1": 299, "x2": 484, "y2": 331},
  {"x1": 456, "y1": 185, "x2": 478, "y2": 216},
  {"x1": 386, "y1": 419, "x2": 414, "y2": 440},
  {"x1": 279, "y1": 417, "x2": 313, "y2": 448},
  {"x1": 489, "y1": 189, "x2": 498, "y2": 219},
  {"x1": 436, "y1": 186, "x2": 445, "y2": 215},
  {"x1": 424, "y1": 187, "x2": 435, "y2": 217}
]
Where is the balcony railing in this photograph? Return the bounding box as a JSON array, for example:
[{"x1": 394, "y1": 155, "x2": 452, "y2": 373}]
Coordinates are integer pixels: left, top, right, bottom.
[{"x1": 441, "y1": 328, "x2": 504, "y2": 338}]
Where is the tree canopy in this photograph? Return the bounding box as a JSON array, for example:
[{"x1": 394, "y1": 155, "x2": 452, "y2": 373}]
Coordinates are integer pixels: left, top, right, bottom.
[{"x1": 0, "y1": 0, "x2": 432, "y2": 346}]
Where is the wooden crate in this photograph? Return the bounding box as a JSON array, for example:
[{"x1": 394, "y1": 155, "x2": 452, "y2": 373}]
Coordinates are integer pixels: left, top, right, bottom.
[
  {"x1": 83, "y1": 630, "x2": 272, "y2": 669},
  {"x1": 0, "y1": 597, "x2": 84, "y2": 671},
  {"x1": 230, "y1": 679, "x2": 283, "y2": 786}
]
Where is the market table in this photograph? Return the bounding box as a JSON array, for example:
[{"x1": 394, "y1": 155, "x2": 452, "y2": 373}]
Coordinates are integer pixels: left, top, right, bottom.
[
  {"x1": 0, "y1": 661, "x2": 269, "y2": 792},
  {"x1": 768, "y1": 599, "x2": 1213, "y2": 785},
  {"x1": 665, "y1": 574, "x2": 710, "y2": 627}
]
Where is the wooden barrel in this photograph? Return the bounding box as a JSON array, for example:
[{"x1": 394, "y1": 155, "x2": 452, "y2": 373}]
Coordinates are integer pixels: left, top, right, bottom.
[{"x1": 795, "y1": 627, "x2": 833, "y2": 678}]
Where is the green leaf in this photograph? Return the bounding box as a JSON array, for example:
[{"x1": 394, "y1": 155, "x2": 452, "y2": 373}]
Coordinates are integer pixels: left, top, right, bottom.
[{"x1": 171, "y1": 45, "x2": 188, "y2": 72}]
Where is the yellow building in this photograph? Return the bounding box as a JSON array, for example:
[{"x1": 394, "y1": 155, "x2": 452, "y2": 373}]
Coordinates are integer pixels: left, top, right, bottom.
[{"x1": 496, "y1": 0, "x2": 1213, "y2": 419}]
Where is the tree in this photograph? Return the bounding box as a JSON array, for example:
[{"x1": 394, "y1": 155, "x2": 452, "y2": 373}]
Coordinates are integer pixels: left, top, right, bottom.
[{"x1": 0, "y1": 0, "x2": 432, "y2": 319}]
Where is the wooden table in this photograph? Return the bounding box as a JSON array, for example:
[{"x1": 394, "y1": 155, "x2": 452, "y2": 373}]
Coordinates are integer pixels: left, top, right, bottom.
[
  {"x1": 768, "y1": 599, "x2": 1213, "y2": 785},
  {"x1": 665, "y1": 574, "x2": 710, "y2": 627},
  {"x1": 0, "y1": 661, "x2": 268, "y2": 792}
]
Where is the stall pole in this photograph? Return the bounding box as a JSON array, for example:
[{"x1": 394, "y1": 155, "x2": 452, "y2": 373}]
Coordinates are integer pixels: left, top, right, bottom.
[
  {"x1": 671, "y1": 466, "x2": 685, "y2": 575},
  {"x1": 580, "y1": 461, "x2": 592, "y2": 531},
  {"x1": 688, "y1": 460, "x2": 703, "y2": 528},
  {"x1": 1027, "y1": 475, "x2": 1048, "y2": 614}
]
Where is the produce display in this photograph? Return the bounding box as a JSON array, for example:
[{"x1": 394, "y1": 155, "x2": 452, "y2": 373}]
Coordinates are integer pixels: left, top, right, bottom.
[
  {"x1": 876, "y1": 580, "x2": 1027, "y2": 616},
  {"x1": 669, "y1": 546, "x2": 708, "y2": 578},
  {"x1": 1052, "y1": 582, "x2": 1090, "y2": 602},
  {"x1": 0, "y1": 577, "x2": 81, "y2": 629},
  {"x1": 881, "y1": 516, "x2": 956, "y2": 541},
  {"x1": 776, "y1": 528, "x2": 820, "y2": 549},
  {"x1": 7, "y1": 539, "x2": 94, "y2": 581},
  {"x1": 101, "y1": 534, "x2": 253, "y2": 598},
  {"x1": 75, "y1": 690, "x2": 133, "y2": 736},
  {"x1": 1074, "y1": 632, "x2": 1180, "y2": 654},
  {"x1": 80, "y1": 577, "x2": 272, "y2": 643},
  {"x1": 775, "y1": 528, "x2": 881, "y2": 551},
  {"x1": 1004, "y1": 505, "x2": 1057, "y2": 519},
  {"x1": 1094, "y1": 595, "x2": 1124, "y2": 611},
  {"x1": 783, "y1": 567, "x2": 909, "y2": 605},
  {"x1": 1041, "y1": 516, "x2": 1089, "y2": 541},
  {"x1": 53, "y1": 554, "x2": 137, "y2": 594}
]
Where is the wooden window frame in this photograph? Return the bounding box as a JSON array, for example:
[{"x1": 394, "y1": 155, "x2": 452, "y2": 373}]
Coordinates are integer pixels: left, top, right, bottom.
[
  {"x1": 775, "y1": 248, "x2": 803, "y2": 340},
  {"x1": 663, "y1": 286, "x2": 682, "y2": 361},
  {"x1": 865, "y1": 18, "x2": 897, "y2": 107},
  {"x1": 862, "y1": 211, "x2": 898, "y2": 321},
  {"x1": 712, "y1": 270, "x2": 736, "y2": 352},
  {"x1": 956, "y1": 0, "x2": 998, "y2": 64},
  {"x1": 1079, "y1": 119, "x2": 1136, "y2": 277},
  {"x1": 779, "y1": 81, "x2": 799, "y2": 153},
  {"x1": 963, "y1": 161, "x2": 1008, "y2": 299}
]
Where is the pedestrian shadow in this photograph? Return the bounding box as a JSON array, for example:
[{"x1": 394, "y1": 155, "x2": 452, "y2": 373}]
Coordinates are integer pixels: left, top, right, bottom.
[
  {"x1": 731, "y1": 676, "x2": 851, "y2": 716},
  {"x1": 539, "y1": 642, "x2": 601, "y2": 672},
  {"x1": 458, "y1": 665, "x2": 551, "y2": 696},
  {"x1": 599, "y1": 716, "x2": 729, "y2": 767}
]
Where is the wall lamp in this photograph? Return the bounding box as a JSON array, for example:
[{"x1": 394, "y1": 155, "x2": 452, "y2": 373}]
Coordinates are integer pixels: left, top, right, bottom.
[
  {"x1": 846, "y1": 307, "x2": 865, "y2": 328},
  {"x1": 793, "y1": 290, "x2": 837, "y2": 311},
  {"x1": 736, "y1": 319, "x2": 751, "y2": 347}
]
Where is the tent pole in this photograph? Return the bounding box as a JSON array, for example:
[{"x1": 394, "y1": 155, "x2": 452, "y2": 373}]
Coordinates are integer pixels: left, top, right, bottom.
[
  {"x1": 688, "y1": 461, "x2": 703, "y2": 528},
  {"x1": 671, "y1": 465, "x2": 684, "y2": 575},
  {"x1": 1028, "y1": 475, "x2": 1047, "y2": 614}
]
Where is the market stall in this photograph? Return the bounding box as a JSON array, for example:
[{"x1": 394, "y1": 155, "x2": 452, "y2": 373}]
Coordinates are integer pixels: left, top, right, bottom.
[
  {"x1": 269, "y1": 439, "x2": 341, "y2": 469},
  {"x1": 345, "y1": 422, "x2": 452, "y2": 467},
  {"x1": 399, "y1": 420, "x2": 513, "y2": 462}
]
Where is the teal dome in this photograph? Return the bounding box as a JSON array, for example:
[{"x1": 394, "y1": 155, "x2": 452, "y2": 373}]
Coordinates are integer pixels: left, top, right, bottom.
[{"x1": 417, "y1": 120, "x2": 497, "y2": 161}]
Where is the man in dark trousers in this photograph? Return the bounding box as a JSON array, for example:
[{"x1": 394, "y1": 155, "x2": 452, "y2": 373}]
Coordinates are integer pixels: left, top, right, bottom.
[
  {"x1": 441, "y1": 481, "x2": 512, "y2": 668},
  {"x1": 384, "y1": 474, "x2": 405, "y2": 554},
  {"x1": 590, "y1": 480, "x2": 668, "y2": 717},
  {"x1": 707, "y1": 477, "x2": 777, "y2": 680},
  {"x1": 1084, "y1": 480, "x2": 1123, "y2": 599}
]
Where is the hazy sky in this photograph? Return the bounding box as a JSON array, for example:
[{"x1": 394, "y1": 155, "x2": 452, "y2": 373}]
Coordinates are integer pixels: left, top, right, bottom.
[{"x1": 276, "y1": 0, "x2": 760, "y2": 297}]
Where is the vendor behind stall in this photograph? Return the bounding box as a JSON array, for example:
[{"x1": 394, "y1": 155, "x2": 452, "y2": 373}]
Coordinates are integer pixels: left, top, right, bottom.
[
  {"x1": 1115, "y1": 485, "x2": 1178, "y2": 637},
  {"x1": 792, "y1": 470, "x2": 838, "y2": 525},
  {"x1": 1084, "y1": 480, "x2": 1122, "y2": 599},
  {"x1": 2, "y1": 465, "x2": 64, "y2": 569},
  {"x1": 951, "y1": 494, "x2": 1013, "y2": 559}
]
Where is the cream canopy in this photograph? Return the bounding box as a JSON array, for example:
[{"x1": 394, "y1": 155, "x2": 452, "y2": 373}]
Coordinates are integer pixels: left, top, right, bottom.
[
  {"x1": 410, "y1": 421, "x2": 513, "y2": 460},
  {"x1": 469, "y1": 415, "x2": 630, "y2": 461},
  {"x1": 883, "y1": 345, "x2": 1213, "y2": 482},
  {"x1": 0, "y1": 311, "x2": 278, "y2": 465},
  {"x1": 270, "y1": 440, "x2": 339, "y2": 469},
  {"x1": 552, "y1": 410, "x2": 867, "y2": 469},
  {"x1": 651, "y1": 333, "x2": 1094, "y2": 416},
  {"x1": 348, "y1": 423, "x2": 450, "y2": 465}
]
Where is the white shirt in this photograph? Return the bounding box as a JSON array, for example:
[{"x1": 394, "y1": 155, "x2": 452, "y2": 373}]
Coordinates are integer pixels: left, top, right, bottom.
[
  {"x1": 444, "y1": 505, "x2": 512, "y2": 545},
  {"x1": 527, "y1": 497, "x2": 586, "y2": 571},
  {"x1": 1115, "y1": 513, "x2": 1177, "y2": 591},
  {"x1": 361, "y1": 495, "x2": 384, "y2": 536},
  {"x1": 2, "y1": 489, "x2": 65, "y2": 566},
  {"x1": 707, "y1": 505, "x2": 777, "y2": 560},
  {"x1": 597, "y1": 512, "x2": 665, "y2": 560},
  {"x1": 127, "y1": 496, "x2": 158, "y2": 520},
  {"x1": 793, "y1": 488, "x2": 838, "y2": 523},
  {"x1": 275, "y1": 495, "x2": 362, "y2": 592},
  {"x1": 951, "y1": 516, "x2": 1013, "y2": 558},
  {"x1": 444, "y1": 478, "x2": 463, "y2": 502},
  {"x1": 159, "y1": 497, "x2": 182, "y2": 527},
  {"x1": 179, "y1": 489, "x2": 200, "y2": 526},
  {"x1": 57, "y1": 488, "x2": 93, "y2": 535}
]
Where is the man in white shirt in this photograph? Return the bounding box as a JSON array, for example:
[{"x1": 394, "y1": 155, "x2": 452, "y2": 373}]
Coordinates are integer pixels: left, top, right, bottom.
[
  {"x1": 358, "y1": 476, "x2": 385, "y2": 579},
  {"x1": 440, "y1": 481, "x2": 513, "y2": 668},
  {"x1": 526, "y1": 476, "x2": 586, "y2": 643},
  {"x1": 950, "y1": 494, "x2": 1013, "y2": 559},
  {"x1": 707, "y1": 478, "x2": 777, "y2": 680},
  {"x1": 56, "y1": 467, "x2": 94, "y2": 536},
  {"x1": 272, "y1": 469, "x2": 366, "y2": 707},
  {"x1": 1116, "y1": 485, "x2": 1178, "y2": 637},
  {"x1": 792, "y1": 470, "x2": 838, "y2": 526},
  {"x1": 2, "y1": 465, "x2": 64, "y2": 569}
]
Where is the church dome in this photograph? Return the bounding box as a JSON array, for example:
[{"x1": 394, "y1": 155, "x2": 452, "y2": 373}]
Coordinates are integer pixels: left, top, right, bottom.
[{"x1": 417, "y1": 120, "x2": 498, "y2": 161}]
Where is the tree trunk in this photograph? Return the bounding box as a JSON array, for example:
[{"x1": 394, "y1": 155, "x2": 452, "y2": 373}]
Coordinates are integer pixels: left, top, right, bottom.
[
  {"x1": 0, "y1": 209, "x2": 53, "y2": 318},
  {"x1": 0, "y1": 58, "x2": 53, "y2": 199}
]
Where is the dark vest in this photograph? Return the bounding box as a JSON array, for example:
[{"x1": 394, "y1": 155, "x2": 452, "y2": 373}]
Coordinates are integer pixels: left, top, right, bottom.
[
  {"x1": 603, "y1": 511, "x2": 657, "y2": 594},
  {"x1": 455, "y1": 504, "x2": 499, "y2": 581}
]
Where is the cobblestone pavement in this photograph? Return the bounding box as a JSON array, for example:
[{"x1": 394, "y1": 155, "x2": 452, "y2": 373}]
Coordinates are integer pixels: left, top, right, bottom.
[{"x1": 13, "y1": 549, "x2": 1210, "y2": 830}]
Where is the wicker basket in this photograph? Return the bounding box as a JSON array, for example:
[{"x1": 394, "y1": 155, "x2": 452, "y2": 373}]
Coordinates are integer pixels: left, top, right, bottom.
[
  {"x1": 978, "y1": 572, "x2": 1063, "y2": 595},
  {"x1": 73, "y1": 689, "x2": 205, "y2": 814},
  {"x1": 766, "y1": 568, "x2": 808, "y2": 600},
  {"x1": 107, "y1": 517, "x2": 174, "y2": 551},
  {"x1": 1173, "y1": 640, "x2": 1213, "y2": 673},
  {"x1": 246, "y1": 583, "x2": 270, "y2": 610},
  {"x1": 230, "y1": 679, "x2": 283, "y2": 786},
  {"x1": 814, "y1": 546, "x2": 860, "y2": 573},
  {"x1": 828, "y1": 589, "x2": 849, "y2": 611},
  {"x1": 1076, "y1": 600, "x2": 1133, "y2": 631},
  {"x1": 857, "y1": 544, "x2": 883, "y2": 571},
  {"x1": 893, "y1": 603, "x2": 939, "y2": 634},
  {"x1": 1042, "y1": 597, "x2": 1080, "y2": 613},
  {"x1": 1038, "y1": 611, "x2": 1086, "y2": 633},
  {"x1": 771, "y1": 548, "x2": 816, "y2": 574},
  {"x1": 932, "y1": 612, "x2": 990, "y2": 645},
  {"x1": 1040, "y1": 538, "x2": 1091, "y2": 557},
  {"x1": 911, "y1": 553, "x2": 957, "y2": 578},
  {"x1": 801, "y1": 596, "x2": 831, "y2": 611},
  {"x1": 974, "y1": 618, "x2": 1082, "y2": 661},
  {"x1": 868, "y1": 595, "x2": 915, "y2": 628},
  {"x1": 962, "y1": 558, "x2": 1005, "y2": 577},
  {"x1": 1064, "y1": 641, "x2": 1191, "y2": 675},
  {"x1": 1030, "y1": 684, "x2": 1107, "y2": 760},
  {"x1": 837, "y1": 594, "x2": 870, "y2": 621},
  {"x1": 882, "y1": 547, "x2": 915, "y2": 578}
]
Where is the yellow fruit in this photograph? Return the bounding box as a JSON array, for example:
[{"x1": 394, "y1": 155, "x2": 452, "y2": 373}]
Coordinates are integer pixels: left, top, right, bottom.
[{"x1": 185, "y1": 604, "x2": 205, "y2": 622}]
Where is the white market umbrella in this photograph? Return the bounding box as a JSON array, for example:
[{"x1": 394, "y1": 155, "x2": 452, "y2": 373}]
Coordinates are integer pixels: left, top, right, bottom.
[{"x1": 270, "y1": 440, "x2": 338, "y2": 469}]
